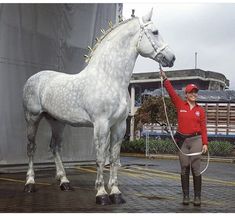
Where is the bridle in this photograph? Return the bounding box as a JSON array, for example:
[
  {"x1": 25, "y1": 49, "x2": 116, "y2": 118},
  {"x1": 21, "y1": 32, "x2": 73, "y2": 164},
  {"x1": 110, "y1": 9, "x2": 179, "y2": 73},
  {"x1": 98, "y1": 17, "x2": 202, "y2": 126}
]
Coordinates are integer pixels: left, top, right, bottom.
[{"x1": 137, "y1": 18, "x2": 168, "y2": 58}]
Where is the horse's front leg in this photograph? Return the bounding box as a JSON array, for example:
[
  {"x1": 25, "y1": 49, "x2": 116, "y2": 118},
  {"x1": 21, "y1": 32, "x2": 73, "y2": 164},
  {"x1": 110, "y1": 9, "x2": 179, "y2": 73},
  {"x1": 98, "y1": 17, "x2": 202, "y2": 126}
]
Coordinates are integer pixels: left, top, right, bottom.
[
  {"x1": 108, "y1": 120, "x2": 126, "y2": 204},
  {"x1": 94, "y1": 121, "x2": 112, "y2": 205}
]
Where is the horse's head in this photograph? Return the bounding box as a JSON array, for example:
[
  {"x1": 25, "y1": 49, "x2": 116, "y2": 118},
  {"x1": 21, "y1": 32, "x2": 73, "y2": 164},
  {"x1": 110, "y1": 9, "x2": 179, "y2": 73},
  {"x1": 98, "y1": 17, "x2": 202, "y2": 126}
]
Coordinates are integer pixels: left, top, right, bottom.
[{"x1": 136, "y1": 9, "x2": 175, "y2": 67}]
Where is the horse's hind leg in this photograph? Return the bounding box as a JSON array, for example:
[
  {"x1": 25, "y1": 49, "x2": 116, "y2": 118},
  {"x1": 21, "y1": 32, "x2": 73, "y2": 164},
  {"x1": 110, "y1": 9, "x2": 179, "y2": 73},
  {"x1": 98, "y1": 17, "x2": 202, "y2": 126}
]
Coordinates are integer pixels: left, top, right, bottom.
[
  {"x1": 24, "y1": 111, "x2": 42, "y2": 192},
  {"x1": 46, "y1": 116, "x2": 73, "y2": 191}
]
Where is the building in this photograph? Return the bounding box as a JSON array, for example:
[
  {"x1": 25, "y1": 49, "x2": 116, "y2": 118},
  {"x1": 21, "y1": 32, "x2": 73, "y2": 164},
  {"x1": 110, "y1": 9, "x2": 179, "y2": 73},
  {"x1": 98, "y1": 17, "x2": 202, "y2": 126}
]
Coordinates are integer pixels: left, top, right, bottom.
[
  {"x1": 128, "y1": 69, "x2": 235, "y2": 140},
  {"x1": 0, "y1": 3, "x2": 122, "y2": 166}
]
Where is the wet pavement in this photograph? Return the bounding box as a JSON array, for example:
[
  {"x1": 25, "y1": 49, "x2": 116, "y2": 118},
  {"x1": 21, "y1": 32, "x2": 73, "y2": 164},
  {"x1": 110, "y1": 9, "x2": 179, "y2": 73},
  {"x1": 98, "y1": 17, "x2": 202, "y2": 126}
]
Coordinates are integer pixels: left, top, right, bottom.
[{"x1": 0, "y1": 156, "x2": 235, "y2": 213}]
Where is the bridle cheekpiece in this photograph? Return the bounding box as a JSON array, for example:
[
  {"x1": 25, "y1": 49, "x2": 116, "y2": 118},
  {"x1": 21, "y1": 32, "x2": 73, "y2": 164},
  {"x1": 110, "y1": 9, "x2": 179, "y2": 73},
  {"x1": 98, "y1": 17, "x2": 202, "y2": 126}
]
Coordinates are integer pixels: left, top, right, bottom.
[{"x1": 137, "y1": 18, "x2": 168, "y2": 58}]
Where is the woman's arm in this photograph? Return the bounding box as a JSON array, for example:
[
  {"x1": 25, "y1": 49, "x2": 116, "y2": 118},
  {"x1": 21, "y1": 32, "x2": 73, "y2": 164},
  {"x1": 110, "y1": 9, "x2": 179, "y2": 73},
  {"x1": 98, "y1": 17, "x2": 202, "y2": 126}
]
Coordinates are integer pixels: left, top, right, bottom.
[
  {"x1": 200, "y1": 109, "x2": 208, "y2": 152},
  {"x1": 160, "y1": 70, "x2": 183, "y2": 108}
]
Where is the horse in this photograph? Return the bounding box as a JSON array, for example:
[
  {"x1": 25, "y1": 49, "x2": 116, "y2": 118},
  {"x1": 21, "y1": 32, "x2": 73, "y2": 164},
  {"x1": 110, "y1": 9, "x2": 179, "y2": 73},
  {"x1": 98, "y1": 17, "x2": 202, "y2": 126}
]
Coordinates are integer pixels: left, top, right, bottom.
[{"x1": 22, "y1": 9, "x2": 175, "y2": 205}]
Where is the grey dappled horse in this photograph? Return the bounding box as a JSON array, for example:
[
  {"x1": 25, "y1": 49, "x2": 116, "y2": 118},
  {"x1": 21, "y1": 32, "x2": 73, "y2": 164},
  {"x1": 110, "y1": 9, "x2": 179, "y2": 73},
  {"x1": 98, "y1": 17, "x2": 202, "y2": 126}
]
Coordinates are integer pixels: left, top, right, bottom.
[{"x1": 22, "y1": 9, "x2": 175, "y2": 205}]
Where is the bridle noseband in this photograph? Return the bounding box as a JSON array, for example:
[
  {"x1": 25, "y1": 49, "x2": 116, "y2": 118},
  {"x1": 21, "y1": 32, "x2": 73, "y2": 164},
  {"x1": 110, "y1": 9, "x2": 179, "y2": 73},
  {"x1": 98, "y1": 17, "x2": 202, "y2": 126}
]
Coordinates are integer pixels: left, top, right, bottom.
[{"x1": 137, "y1": 18, "x2": 168, "y2": 58}]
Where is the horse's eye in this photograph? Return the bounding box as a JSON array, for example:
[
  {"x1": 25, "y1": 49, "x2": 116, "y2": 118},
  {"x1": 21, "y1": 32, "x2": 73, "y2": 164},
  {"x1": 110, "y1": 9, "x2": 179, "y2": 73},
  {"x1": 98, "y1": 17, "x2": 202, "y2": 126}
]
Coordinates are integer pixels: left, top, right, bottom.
[{"x1": 152, "y1": 30, "x2": 159, "y2": 35}]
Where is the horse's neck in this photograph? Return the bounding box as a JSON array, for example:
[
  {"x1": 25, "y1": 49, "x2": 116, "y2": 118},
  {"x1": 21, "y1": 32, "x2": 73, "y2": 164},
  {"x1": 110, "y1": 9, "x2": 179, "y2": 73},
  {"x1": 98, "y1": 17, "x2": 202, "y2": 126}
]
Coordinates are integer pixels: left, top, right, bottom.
[{"x1": 86, "y1": 19, "x2": 140, "y2": 88}]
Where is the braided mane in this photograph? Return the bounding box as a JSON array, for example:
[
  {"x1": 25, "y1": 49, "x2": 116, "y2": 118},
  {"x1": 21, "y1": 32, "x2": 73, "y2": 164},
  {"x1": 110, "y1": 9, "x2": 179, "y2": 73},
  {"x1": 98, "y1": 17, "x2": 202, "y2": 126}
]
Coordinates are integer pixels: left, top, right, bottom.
[{"x1": 85, "y1": 17, "x2": 137, "y2": 63}]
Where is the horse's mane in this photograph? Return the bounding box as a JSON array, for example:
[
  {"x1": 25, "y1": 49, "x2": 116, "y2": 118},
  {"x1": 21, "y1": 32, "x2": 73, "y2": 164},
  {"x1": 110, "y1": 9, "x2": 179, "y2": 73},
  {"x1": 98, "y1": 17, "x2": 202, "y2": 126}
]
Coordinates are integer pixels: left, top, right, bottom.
[{"x1": 84, "y1": 17, "x2": 137, "y2": 63}]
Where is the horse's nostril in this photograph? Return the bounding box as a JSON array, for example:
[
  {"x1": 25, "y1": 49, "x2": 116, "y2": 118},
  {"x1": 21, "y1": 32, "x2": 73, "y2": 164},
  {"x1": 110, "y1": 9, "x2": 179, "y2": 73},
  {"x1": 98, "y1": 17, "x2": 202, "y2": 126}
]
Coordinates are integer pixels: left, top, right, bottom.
[{"x1": 169, "y1": 59, "x2": 175, "y2": 67}]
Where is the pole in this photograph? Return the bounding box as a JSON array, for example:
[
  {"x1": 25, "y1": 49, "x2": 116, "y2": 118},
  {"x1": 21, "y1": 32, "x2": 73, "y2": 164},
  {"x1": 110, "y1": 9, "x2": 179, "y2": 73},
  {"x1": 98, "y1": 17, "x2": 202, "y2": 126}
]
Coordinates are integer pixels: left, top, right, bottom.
[
  {"x1": 130, "y1": 85, "x2": 135, "y2": 141},
  {"x1": 195, "y1": 52, "x2": 197, "y2": 69}
]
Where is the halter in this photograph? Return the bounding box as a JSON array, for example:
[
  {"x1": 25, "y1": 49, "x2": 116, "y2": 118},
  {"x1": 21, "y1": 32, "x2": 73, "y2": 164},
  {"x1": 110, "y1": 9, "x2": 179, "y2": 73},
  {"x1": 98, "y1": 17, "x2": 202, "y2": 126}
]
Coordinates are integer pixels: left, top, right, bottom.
[{"x1": 137, "y1": 18, "x2": 168, "y2": 58}]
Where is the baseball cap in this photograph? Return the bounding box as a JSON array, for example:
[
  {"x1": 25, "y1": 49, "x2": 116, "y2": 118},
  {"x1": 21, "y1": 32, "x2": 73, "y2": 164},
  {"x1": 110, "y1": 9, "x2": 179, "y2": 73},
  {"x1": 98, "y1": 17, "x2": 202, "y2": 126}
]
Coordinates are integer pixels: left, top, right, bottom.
[{"x1": 185, "y1": 84, "x2": 199, "y2": 93}]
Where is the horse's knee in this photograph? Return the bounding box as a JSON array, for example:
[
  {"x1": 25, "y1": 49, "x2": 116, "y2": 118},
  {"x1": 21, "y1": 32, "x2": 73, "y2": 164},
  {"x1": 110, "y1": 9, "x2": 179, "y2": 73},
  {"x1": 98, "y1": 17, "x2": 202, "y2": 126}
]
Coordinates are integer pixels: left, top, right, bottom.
[
  {"x1": 96, "y1": 161, "x2": 105, "y2": 169},
  {"x1": 96, "y1": 149, "x2": 107, "y2": 164},
  {"x1": 27, "y1": 132, "x2": 36, "y2": 144},
  {"x1": 109, "y1": 157, "x2": 121, "y2": 167},
  {"x1": 27, "y1": 142, "x2": 36, "y2": 157}
]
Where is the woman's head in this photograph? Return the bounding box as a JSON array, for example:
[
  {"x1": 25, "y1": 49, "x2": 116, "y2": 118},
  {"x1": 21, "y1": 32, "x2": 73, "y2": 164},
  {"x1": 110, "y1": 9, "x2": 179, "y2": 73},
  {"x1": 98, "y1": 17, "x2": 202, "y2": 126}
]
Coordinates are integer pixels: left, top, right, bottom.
[{"x1": 185, "y1": 84, "x2": 199, "y2": 103}]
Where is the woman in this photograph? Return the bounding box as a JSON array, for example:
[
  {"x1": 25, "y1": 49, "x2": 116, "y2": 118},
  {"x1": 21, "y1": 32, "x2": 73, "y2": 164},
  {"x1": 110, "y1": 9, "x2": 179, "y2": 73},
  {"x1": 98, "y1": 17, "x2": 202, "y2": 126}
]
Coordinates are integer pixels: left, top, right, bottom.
[{"x1": 160, "y1": 70, "x2": 208, "y2": 206}]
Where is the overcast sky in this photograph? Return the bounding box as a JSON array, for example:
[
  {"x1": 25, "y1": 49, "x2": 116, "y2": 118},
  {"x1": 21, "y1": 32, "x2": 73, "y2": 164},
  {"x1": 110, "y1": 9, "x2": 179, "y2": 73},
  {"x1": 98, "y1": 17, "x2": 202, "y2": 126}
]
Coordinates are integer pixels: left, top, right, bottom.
[{"x1": 123, "y1": 3, "x2": 235, "y2": 89}]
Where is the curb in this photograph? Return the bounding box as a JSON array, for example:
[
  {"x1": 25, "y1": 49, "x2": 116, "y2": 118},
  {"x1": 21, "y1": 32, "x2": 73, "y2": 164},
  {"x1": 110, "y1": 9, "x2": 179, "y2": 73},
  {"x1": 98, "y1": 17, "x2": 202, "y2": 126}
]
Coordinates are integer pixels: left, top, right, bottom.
[{"x1": 121, "y1": 152, "x2": 235, "y2": 163}]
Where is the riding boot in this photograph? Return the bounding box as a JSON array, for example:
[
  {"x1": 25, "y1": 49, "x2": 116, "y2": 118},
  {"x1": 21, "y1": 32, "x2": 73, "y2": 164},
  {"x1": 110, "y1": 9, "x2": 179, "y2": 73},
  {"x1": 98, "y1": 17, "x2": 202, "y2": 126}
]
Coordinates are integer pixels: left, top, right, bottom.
[
  {"x1": 193, "y1": 174, "x2": 201, "y2": 206},
  {"x1": 181, "y1": 169, "x2": 190, "y2": 205}
]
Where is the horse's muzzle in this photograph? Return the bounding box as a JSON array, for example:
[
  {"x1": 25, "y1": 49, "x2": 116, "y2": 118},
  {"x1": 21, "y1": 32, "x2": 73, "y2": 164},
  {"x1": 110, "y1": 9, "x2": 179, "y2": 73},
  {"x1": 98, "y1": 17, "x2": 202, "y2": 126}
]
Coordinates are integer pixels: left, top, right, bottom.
[
  {"x1": 157, "y1": 54, "x2": 175, "y2": 67},
  {"x1": 169, "y1": 55, "x2": 176, "y2": 67}
]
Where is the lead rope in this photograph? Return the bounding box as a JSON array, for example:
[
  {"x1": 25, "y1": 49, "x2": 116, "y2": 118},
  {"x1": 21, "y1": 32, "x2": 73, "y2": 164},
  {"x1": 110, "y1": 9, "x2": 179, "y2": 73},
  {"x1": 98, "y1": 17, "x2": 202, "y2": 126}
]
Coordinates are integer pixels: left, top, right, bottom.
[{"x1": 159, "y1": 64, "x2": 209, "y2": 174}]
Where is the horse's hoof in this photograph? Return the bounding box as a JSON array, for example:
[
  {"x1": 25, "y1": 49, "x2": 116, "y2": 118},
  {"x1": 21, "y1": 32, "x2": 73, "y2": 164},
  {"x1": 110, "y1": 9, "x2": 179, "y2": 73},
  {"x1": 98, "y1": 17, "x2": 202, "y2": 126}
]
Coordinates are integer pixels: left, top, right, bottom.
[
  {"x1": 96, "y1": 194, "x2": 112, "y2": 205},
  {"x1": 109, "y1": 193, "x2": 126, "y2": 204},
  {"x1": 24, "y1": 184, "x2": 36, "y2": 193},
  {"x1": 60, "y1": 182, "x2": 74, "y2": 191}
]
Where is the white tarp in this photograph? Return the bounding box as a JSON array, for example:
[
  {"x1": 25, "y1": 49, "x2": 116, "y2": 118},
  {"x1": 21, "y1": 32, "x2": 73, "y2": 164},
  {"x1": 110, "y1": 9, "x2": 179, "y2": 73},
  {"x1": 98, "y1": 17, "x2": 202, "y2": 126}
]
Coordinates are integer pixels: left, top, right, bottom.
[{"x1": 0, "y1": 3, "x2": 122, "y2": 166}]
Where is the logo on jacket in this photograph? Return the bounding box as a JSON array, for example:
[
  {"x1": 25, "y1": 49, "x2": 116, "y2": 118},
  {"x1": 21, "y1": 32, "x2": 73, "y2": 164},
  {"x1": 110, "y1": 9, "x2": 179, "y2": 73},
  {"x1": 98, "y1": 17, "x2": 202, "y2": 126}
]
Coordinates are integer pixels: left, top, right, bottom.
[{"x1": 195, "y1": 111, "x2": 200, "y2": 117}]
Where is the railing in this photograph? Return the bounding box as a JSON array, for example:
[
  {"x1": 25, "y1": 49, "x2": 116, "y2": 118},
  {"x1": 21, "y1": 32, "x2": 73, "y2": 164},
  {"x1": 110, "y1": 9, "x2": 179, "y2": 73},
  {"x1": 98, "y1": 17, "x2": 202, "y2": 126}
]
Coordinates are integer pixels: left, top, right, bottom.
[
  {"x1": 141, "y1": 102, "x2": 235, "y2": 137},
  {"x1": 202, "y1": 103, "x2": 235, "y2": 136}
]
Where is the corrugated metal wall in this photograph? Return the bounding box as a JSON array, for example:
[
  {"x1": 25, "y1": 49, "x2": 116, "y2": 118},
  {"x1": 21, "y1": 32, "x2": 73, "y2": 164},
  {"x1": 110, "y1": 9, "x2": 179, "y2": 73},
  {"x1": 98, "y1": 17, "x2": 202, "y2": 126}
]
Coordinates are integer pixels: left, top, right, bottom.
[{"x1": 0, "y1": 3, "x2": 121, "y2": 166}]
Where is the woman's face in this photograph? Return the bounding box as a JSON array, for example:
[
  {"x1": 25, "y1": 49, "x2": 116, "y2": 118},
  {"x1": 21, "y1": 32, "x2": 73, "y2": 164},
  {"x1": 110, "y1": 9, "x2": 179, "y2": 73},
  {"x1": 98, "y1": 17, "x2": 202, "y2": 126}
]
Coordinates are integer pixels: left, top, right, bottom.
[{"x1": 186, "y1": 89, "x2": 198, "y2": 102}]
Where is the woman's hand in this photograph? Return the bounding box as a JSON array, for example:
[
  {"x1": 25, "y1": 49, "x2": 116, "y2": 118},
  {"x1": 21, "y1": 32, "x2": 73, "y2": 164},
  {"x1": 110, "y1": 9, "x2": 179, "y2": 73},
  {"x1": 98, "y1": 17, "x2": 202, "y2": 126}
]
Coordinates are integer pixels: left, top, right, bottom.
[
  {"x1": 202, "y1": 144, "x2": 208, "y2": 153},
  {"x1": 160, "y1": 69, "x2": 167, "y2": 79}
]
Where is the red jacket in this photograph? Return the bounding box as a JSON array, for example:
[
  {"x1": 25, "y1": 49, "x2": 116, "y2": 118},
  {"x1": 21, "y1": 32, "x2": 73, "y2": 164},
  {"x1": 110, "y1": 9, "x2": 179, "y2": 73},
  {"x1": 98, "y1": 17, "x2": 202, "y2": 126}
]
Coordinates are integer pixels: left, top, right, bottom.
[{"x1": 164, "y1": 79, "x2": 208, "y2": 145}]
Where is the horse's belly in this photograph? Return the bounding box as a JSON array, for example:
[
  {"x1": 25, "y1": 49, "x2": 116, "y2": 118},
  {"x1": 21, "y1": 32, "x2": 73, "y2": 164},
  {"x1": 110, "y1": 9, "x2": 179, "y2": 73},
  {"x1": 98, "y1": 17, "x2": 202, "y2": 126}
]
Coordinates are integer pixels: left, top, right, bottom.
[
  {"x1": 43, "y1": 102, "x2": 92, "y2": 126},
  {"x1": 44, "y1": 105, "x2": 92, "y2": 124},
  {"x1": 63, "y1": 119, "x2": 93, "y2": 128}
]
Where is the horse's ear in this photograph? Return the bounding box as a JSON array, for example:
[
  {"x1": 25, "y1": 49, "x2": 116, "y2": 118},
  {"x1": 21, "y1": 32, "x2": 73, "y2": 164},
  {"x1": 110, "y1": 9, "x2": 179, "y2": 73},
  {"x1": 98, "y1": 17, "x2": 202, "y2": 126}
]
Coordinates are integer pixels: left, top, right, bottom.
[{"x1": 142, "y1": 8, "x2": 153, "y2": 22}]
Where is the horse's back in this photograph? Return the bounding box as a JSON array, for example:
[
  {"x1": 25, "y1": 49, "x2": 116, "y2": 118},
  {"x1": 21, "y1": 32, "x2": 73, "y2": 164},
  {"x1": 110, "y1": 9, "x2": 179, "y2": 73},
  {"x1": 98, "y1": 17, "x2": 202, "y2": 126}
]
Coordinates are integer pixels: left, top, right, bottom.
[{"x1": 23, "y1": 70, "x2": 64, "y2": 115}]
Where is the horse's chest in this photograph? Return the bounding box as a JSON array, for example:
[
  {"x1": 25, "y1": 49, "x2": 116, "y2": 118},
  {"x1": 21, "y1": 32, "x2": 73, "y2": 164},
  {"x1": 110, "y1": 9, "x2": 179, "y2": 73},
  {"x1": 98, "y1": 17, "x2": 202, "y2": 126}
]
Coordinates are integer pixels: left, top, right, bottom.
[{"x1": 111, "y1": 98, "x2": 128, "y2": 120}]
